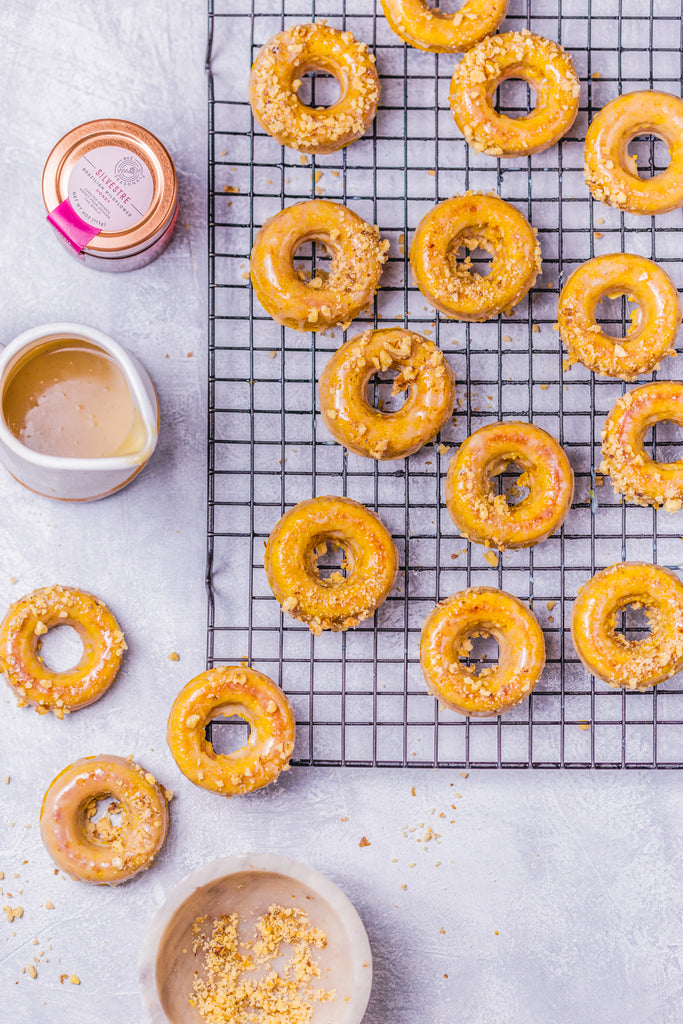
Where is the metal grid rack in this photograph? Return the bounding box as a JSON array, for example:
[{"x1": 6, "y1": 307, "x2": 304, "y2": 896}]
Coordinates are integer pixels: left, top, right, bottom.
[{"x1": 206, "y1": 0, "x2": 683, "y2": 769}]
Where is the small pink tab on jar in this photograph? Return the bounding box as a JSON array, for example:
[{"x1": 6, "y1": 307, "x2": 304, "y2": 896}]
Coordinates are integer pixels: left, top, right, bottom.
[{"x1": 47, "y1": 199, "x2": 100, "y2": 254}]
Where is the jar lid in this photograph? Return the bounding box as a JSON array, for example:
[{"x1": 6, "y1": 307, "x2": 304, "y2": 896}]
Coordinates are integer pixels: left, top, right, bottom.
[{"x1": 42, "y1": 119, "x2": 177, "y2": 256}]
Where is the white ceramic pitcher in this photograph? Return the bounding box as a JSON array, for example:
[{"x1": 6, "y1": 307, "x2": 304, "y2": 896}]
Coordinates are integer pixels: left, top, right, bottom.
[{"x1": 0, "y1": 322, "x2": 159, "y2": 501}]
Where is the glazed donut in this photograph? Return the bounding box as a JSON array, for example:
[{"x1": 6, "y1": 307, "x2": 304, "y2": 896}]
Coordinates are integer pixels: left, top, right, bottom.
[
  {"x1": 584, "y1": 91, "x2": 683, "y2": 215},
  {"x1": 0, "y1": 585, "x2": 126, "y2": 718},
  {"x1": 39, "y1": 755, "x2": 169, "y2": 885},
  {"x1": 166, "y1": 667, "x2": 295, "y2": 796},
  {"x1": 445, "y1": 422, "x2": 574, "y2": 549},
  {"x1": 571, "y1": 563, "x2": 683, "y2": 690},
  {"x1": 319, "y1": 328, "x2": 456, "y2": 459},
  {"x1": 380, "y1": 0, "x2": 508, "y2": 54},
  {"x1": 450, "y1": 31, "x2": 580, "y2": 158},
  {"x1": 264, "y1": 496, "x2": 398, "y2": 635},
  {"x1": 558, "y1": 254, "x2": 681, "y2": 381},
  {"x1": 249, "y1": 23, "x2": 380, "y2": 154},
  {"x1": 409, "y1": 192, "x2": 541, "y2": 321},
  {"x1": 250, "y1": 200, "x2": 389, "y2": 331},
  {"x1": 600, "y1": 381, "x2": 683, "y2": 511},
  {"x1": 420, "y1": 587, "x2": 545, "y2": 717}
]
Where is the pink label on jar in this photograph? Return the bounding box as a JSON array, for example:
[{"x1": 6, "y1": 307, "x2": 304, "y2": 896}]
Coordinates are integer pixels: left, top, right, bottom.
[{"x1": 47, "y1": 199, "x2": 101, "y2": 254}]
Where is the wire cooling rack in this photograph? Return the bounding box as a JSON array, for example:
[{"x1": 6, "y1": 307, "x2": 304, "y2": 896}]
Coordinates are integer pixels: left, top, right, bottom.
[{"x1": 206, "y1": 0, "x2": 683, "y2": 769}]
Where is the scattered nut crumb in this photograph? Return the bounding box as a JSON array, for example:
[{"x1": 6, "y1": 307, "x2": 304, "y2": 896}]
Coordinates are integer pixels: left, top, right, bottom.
[
  {"x1": 359, "y1": 836, "x2": 371, "y2": 848},
  {"x1": 167, "y1": 652, "x2": 180, "y2": 662}
]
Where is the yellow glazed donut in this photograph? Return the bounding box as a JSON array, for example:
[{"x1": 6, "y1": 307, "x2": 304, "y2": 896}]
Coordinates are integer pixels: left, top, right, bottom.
[
  {"x1": 166, "y1": 667, "x2": 295, "y2": 796},
  {"x1": 584, "y1": 91, "x2": 683, "y2": 215},
  {"x1": 380, "y1": 0, "x2": 508, "y2": 54},
  {"x1": 600, "y1": 381, "x2": 683, "y2": 511},
  {"x1": 318, "y1": 328, "x2": 456, "y2": 459},
  {"x1": 571, "y1": 563, "x2": 683, "y2": 690},
  {"x1": 264, "y1": 496, "x2": 398, "y2": 635},
  {"x1": 249, "y1": 23, "x2": 380, "y2": 154},
  {"x1": 39, "y1": 755, "x2": 169, "y2": 885},
  {"x1": 409, "y1": 192, "x2": 541, "y2": 321},
  {"x1": 250, "y1": 200, "x2": 389, "y2": 331},
  {"x1": 0, "y1": 585, "x2": 126, "y2": 718},
  {"x1": 449, "y1": 31, "x2": 580, "y2": 157},
  {"x1": 420, "y1": 587, "x2": 545, "y2": 717},
  {"x1": 445, "y1": 422, "x2": 574, "y2": 549},
  {"x1": 558, "y1": 253, "x2": 681, "y2": 381}
]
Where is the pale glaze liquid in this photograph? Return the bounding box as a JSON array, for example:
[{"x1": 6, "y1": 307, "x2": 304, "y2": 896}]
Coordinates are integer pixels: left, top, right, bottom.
[{"x1": 2, "y1": 340, "x2": 144, "y2": 459}]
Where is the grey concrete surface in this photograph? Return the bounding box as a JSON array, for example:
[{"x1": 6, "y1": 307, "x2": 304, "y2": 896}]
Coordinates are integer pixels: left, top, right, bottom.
[{"x1": 0, "y1": 3, "x2": 680, "y2": 1023}]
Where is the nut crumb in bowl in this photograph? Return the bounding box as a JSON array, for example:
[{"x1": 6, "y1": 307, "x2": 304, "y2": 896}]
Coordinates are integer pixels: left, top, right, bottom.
[
  {"x1": 139, "y1": 854, "x2": 373, "y2": 1024},
  {"x1": 191, "y1": 904, "x2": 335, "y2": 1023}
]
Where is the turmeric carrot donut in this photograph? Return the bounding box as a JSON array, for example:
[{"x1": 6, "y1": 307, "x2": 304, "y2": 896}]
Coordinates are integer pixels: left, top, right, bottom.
[
  {"x1": 571, "y1": 563, "x2": 683, "y2": 690},
  {"x1": 409, "y1": 192, "x2": 541, "y2": 321},
  {"x1": 600, "y1": 381, "x2": 683, "y2": 512},
  {"x1": 449, "y1": 31, "x2": 580, "y2": 158},
  {"x1": 319, "y1": 328, "x2": 456, "y2": 459},
  {"x1": 380, "y1": 0, "x2": 508, "y2": 53},
  {"x1": 558, "y1": 253, "x2": 681, "y2": 381},
  {"x1": 264, "y1": 496, "x2": 398, "y2": 634},
  {"x1": 39, "y1": 755, "x2": 169, "y2": 885},
  {"x1": 250, "y1": 200, "x2": 389, "y2": 331},
  {"x1": 445, "y1": 422, "x2": 574, "y2": 549},
  {"x1": 249, "y1": 23, "x2": 380, "y2": 154},
  {"x1": 584, "y1": 92, "x2": 683, "y2": 215},
  {"x1": 0, "y1": 585, "x2": 126, "y2": 718},
  {"x1": 420, "y1": 587, "x2": 545, "y2": 717},
  {"x1": 166, "y1": 667, "x2": 295, "y2": 796}
]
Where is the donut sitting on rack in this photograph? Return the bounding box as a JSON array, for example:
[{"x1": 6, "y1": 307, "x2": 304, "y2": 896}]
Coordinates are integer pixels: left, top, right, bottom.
[
  {"x1": 249, "y1": 22, "x2": 380, "y2": 154},
  {"x1": 250, "y1": 199, "x2": 389, "y2": 332}
]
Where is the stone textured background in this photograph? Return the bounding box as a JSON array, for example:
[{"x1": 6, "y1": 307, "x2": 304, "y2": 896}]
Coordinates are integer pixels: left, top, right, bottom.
[{"x1": 0, "y1": 2, "x2": 680, "y2": 1022}]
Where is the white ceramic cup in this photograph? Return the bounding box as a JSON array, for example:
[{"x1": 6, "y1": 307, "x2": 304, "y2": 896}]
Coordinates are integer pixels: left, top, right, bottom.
[
  {"x1": 0, "y1": 322, "x2": 159, "y2": 501},
  {"x1": 139, "y1": 853, "x2": 374, "y2": 1024}
]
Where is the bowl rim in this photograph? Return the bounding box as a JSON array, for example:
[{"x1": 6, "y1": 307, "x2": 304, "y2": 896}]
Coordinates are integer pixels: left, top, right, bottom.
[{"x1": 138, "y1": 852, "x2": 374, "y2": 1024}]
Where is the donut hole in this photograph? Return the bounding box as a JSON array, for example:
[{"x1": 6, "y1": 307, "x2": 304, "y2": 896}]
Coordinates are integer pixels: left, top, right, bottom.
[
  {"x1": 294, "y1": 69, "x2": 342, "y2": 109},
  {"x1": 37, "y1": 624, "x2": 84, "y2": 672},
  {"x1": 82, "y1": 793, "x2": 124, "y2": 845},
  {"x1": 490, "y1": 460, "x2": 531, "y2": 507},
  {"x1": 366, "y1": 371, "x2": 409, "y2": 413},
  {"x1": 424, "y1": 0, "x2": 467, "y2": 12},
  {"x1": 614, "y1": 602, "x2": 655, "y2": 644},
  {"x1": 449, "y1": 235, "x2": 494, "y2": 278},
  {"x1": 493, "y1": 77, "x2": 539, "y2": 120},
  {"x1": 458, "y1": 631, "x2": 500, "y2": 675},
  {"x1": 594, "y1": 291, "x2": 641, "y2": 339},
  {"x1": 626, "y1": 134, "x2": 671, "y2": 179},
  {"x1": 313, "y1": 539, "x2": 352, "y2": 582},
  {"x1": 293, "y1": 239, "x2": 333, "y2": 288},
  {"x1": 210, "y1": 714, "x2": 252, "y2": 755},
  {"x1": 643, "y1": 419, "x2": 683, "y2": 465}
]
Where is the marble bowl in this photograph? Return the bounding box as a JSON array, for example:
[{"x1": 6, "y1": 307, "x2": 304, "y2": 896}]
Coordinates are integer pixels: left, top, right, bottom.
[{"x1": 138, "y1": 853, "x2": 373, "y2": 1024}]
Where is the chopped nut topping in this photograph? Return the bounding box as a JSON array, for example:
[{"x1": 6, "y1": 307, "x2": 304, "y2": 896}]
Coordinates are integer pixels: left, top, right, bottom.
[{"x1": 191, "y1": 905, "x2": 334, "y2": 1023}]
